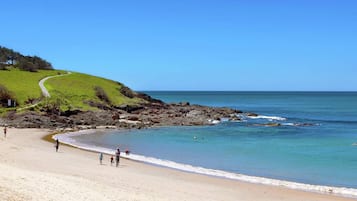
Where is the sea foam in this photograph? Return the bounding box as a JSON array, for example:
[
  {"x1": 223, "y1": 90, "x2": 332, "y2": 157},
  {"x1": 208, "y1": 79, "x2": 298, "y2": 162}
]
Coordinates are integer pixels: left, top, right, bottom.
[
  {"x1": 247, "y1": 115, "x2": 287, "y2": 121},
  {"x1": 54, "y1": 130, "x2": 357, "y2": 199}
]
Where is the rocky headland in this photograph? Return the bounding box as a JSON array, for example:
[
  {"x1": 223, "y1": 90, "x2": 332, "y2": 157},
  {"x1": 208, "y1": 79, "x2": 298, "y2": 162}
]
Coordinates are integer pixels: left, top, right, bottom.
[{"x1": 2, "y1": 99, "x2": 245, "y2": 129}]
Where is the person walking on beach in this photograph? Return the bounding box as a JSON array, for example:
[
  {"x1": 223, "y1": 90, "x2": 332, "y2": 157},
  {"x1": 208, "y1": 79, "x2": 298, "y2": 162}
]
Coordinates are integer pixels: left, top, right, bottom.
[
  {"x1": 3, "y1": 126, "x2": 7, "y2": 138},
  {"x1": 115, "y1": 148, "x2": 120, "y2": 167},
  {"x1": 55, "y1": 139, "x2": 59, "y2": 152},
  {"x1": 110, "y1": 156, "x2": 114, "y2": 166},
  {"x1": 99, "y1": 153, "x2": 103, "y2": 165}
]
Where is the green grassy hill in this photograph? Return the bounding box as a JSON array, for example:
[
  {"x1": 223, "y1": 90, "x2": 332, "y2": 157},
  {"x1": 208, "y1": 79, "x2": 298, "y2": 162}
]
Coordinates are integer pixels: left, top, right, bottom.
[
  {"x1": 44, "y1": 72, "x2": 143, "y2": 111},
  {"x1": 0, "y1": 68, "x2": 145, "y2": 113},
  {"x1": 0, "y1": 68, "x2": 65, "y2": 105}
]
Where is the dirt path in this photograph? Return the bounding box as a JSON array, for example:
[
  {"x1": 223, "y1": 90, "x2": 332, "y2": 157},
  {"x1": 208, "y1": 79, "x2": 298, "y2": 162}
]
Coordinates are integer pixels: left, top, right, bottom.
[
  {"x1": 16, "y1": 71, "x2": 72, "y2": 111},
  {"x1": 39, "y1": 71, "x2": 72, "y2": 98}
]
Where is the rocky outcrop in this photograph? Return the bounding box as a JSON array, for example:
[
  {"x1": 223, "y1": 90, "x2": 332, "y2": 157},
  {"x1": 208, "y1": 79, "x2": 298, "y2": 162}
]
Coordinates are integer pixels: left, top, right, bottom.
[
  {"x1": 253, "y1": 122, "x2": 281, "y2": 127},
  {"x1": 246, "y1": 112, "x2": 258, "y2": 117},
  {"x1": 2, "y1": 101, "x2": 241, "y2": 129}
]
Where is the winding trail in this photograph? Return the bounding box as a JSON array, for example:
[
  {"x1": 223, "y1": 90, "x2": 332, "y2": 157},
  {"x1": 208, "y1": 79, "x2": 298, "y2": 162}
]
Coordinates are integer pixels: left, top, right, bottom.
[
  {"x1": 39, "y1": 71, "x2": 72, "y2": 98},
  {"x1": 17, "y1": 71, "x2": 72, "y2": 111}
]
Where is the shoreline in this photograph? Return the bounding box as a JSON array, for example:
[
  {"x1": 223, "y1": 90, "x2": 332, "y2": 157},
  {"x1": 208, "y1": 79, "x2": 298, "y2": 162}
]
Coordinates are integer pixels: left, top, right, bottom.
[
  {"x1": 53, "y1": 128, "x2": 357, "y2": 199},
  {"x1": 0, "y1": 128, "x2": 356, "y2": 201}
]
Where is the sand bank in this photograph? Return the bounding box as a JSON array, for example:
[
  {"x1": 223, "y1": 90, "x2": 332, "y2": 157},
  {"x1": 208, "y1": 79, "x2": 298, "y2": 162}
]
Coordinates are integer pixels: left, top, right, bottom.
[{"x1": 0, "y1": 128, "x2": 354, "y2": 201}]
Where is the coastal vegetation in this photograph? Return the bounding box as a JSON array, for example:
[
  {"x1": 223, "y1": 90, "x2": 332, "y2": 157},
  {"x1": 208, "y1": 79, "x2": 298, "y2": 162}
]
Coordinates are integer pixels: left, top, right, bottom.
[{"x1": 0, "y1": 46, "x2": 52, "y2": 71}]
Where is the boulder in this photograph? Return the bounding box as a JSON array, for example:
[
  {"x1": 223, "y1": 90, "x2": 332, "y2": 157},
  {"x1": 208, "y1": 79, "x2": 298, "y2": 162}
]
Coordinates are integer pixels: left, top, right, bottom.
[{"x1": 246, "y1": 113, "x2": 258, "y2": 117}]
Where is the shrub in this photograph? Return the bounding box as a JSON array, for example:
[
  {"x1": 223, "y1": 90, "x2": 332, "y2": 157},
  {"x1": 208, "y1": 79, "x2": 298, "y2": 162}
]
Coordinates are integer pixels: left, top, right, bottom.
[
  {"x1": 0, "y1": 63, "x2": 6, "y2": 70},
  {"x1": 119, "y1": 86, "x2": 135, "y2": 98},
  {"x1": 18, "y1": 61, "x2": 38, "y2": 72},
  {"x1": 94, "y1": 86, "x2": 110, "y2": 104},
  {"x1": 0, "y1": 84, "x2": 16, "y2": 107}
]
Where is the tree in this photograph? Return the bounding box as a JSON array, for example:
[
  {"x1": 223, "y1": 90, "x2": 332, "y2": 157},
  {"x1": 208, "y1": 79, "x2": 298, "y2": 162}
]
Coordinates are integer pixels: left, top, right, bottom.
[
  {"x1": 0, "y1": 46, "x2": 54, "y2": 71},
  {"x1": 18, "y1": 61, "x2": 37, "y2": 72}
]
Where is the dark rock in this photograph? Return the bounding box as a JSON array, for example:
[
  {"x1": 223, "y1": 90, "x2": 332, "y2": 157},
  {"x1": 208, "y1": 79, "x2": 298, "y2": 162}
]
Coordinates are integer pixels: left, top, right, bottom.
[
  {"x1": 136, "y1": 92, "x2": 164, "y2": 104},
  {"x1": 128, "y1": 116, "x2": 139, "y2": 121},
  {"x1": 246, "y1": 113, "x2": 258, "y2": 117},
  {"x1": 229, "y1": 116, "x2": 241, "y2": 121},
  {"x1": 84, "y1": 100, "x2": 112, "y2": 110},
  {"x1": 120, "y1": 86, "x2": 136, "y2": 98},
  {"x1": 115, "y1": 105, "x2": 144, "y2": 113},
  {"x1": 60, "y1": 109, "x2": 81, "y2": 117},
  {"x1": 111, "y1": 113, "x2": 120, "y2": 120},
  {"x1": 254, "y1": 123, "x2": 281, "y2": 127},
  {"x1": 179, "y1": 102, "x2": 190, "y2": 106}
]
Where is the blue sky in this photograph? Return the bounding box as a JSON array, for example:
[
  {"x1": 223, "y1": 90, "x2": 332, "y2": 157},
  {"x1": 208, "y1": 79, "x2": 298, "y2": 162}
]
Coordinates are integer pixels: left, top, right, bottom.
[{"x1": 1, "y1": 0, "x2": 356, "y2": 91}]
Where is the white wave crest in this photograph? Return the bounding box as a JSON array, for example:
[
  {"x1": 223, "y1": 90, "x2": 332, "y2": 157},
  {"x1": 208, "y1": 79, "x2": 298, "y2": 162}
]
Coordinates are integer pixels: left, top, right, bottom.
[
  {"x1": 53, "y1": 131, "x2": 357, "y2": 198},
  {"x1": 247, "y1": 115, "x2": 286, "y2": 121},
  {"x1": 281, "y1": 123, "x2": 295, "y2": 126},
  {"x1": 208, "y1": 119, "x2": 220, "y2": 124}
]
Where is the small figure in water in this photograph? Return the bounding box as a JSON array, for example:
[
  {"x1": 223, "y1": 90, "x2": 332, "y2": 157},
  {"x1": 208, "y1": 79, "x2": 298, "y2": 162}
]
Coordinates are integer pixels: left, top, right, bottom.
[
  {"x1": 99, "y1": 153, "x2": 103, "y2": 165},
  {"x1": 125, "y1": 149, "x2": 130, "y2": 155},
  {"x1": 115, "y1": 148, "x2": 120, "y2": 167},
  {"x1": 55, "y1": 139, "x2": 59, "y2": 152}
]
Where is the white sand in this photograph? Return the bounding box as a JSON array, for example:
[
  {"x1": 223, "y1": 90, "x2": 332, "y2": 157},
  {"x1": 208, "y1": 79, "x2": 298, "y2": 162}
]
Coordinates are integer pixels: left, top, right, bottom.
[{"x1": 0, "y1": 128, "x2": 355, "y2": 201}]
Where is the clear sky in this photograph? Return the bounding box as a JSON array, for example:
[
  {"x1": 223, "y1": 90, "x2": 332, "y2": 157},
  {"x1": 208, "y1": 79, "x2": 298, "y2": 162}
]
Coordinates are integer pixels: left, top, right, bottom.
[{"x1": 1, "y1": 0, "x2": 356, "y2": 91}]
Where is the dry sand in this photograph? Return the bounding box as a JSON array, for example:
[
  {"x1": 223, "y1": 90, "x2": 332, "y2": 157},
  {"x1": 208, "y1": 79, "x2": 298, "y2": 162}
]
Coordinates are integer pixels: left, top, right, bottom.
[{"x1": 0, "y1": 128, "x2": 355, "y2": 201}]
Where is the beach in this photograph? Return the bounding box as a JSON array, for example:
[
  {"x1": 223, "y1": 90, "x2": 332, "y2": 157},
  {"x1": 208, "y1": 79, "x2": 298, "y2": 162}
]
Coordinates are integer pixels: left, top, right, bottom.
[{"x1": 0, "y1": 128, "x2": 354, "y2": 201}]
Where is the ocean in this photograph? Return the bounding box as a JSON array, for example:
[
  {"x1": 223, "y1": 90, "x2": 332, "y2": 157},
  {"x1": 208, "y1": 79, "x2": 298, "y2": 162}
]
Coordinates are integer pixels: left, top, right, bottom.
[{"x1": 56, "y1": 91, "x2": 357, "y2": 197}]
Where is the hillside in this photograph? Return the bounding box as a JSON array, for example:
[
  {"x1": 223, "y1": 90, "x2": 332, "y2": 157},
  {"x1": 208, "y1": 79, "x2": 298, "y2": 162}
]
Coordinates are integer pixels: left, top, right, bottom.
[
  {"x1": 0, "y1": 68, "x2": 148, "y2": 113},
  {"x1": 0, "y1": 68, "x2": 65, "y2": 107},
  {"x1": 44, "y1": 71, "x2": 145, "y2": 111},
  {"x1": 0, "y1": 47, "x2": 239, "y2": 129}
]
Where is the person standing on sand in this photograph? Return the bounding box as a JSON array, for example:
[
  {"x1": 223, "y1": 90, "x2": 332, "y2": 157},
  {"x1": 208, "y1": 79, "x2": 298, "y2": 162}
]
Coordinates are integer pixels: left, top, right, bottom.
[
  {"x1": 3, "y1": 126, "x2": 7, "y2": 138},
  {"x1": 115, "y1": 148, "x2": 120, "y2": 167},
  {"x1": 99, "y1": 153, "x2": 103, "y2": 165},
  {"x1": 110, "y1": 155, "x2": 114, "y2": 166},
  {"x1": 55, "y1": 139, "x2": 59, "y2": 152}
]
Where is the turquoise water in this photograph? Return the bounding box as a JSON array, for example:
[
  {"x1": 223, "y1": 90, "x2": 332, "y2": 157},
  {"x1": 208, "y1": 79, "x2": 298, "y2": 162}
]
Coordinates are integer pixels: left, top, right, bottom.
[{"x1": 70, "y1": 92, "x2": 357, "y2": 189}]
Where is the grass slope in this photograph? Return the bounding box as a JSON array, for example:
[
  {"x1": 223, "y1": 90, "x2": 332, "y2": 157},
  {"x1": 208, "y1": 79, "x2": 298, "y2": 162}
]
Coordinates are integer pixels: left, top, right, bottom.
[
  {"x1": 0, "y1": 68, "x2": 65, "y2": 105},
  {"x1": 0, "y1": 68, "x2": 145, "y2": 113},
  {"x1": 44, "y1": 72, "x2": 144, "y2": 111}
]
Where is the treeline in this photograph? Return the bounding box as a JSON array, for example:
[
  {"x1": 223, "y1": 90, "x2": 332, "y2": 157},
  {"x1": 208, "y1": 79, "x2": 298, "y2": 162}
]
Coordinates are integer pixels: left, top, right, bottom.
[{"x1": 0, "y1": 46, "x2": 53, "y2": 72}]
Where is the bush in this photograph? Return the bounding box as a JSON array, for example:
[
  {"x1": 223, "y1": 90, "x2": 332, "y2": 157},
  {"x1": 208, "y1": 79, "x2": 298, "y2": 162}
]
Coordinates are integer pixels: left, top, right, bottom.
[
  {"x1": 0, "y1": 63, "x2": 6, "y2": 70},
  {"x1": 119, "y1": 86, "x2": 135, "y2": 98},
  {"x1": 43, "y1": 98, "x2": 63, "y2": 115},
  {"x1": 0, "y1": 84, "x2": 16, "y2": 107},
  {"x1": 94, "y1": 86, "x2": 110, "y2": 104},
  {"x1": 18, "y1": 61, "x2": 38, "y2": 72}
]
